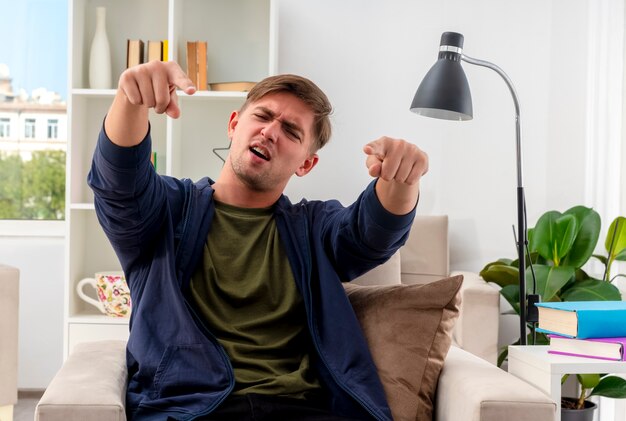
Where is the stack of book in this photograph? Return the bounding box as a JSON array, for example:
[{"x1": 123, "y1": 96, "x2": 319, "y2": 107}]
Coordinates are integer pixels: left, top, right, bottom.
[
  {"x1": 536, "y1": 301, "x2": 626, "y2": 361},
  {"x1": 127, "y1": 40, "x2": 168, "y2": 68}
]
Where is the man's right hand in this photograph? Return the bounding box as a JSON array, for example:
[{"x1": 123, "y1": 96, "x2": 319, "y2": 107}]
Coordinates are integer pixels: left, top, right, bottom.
[{"x1": 105, "y1": 61, "x2": 196, "y2": 147}]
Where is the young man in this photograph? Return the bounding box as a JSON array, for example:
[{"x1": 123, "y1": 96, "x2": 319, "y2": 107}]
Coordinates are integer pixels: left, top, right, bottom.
[{"x1": 89, "y1": 61, "x2": 428, "y2": 421}]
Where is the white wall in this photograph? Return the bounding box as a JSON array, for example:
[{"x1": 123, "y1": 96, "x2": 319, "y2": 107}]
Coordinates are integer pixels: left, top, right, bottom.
[
  {"x1": 279, "y1": 0, "x2": 594, "y2": 272},
  {"x1": 0, "y1": 229, "x2": 64, "y2": 389}
]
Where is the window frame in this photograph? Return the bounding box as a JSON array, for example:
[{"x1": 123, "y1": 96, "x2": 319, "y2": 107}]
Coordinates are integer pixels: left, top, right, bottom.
[{"x1": 0, "y1": 117, "x2": 10, "y2": 138}]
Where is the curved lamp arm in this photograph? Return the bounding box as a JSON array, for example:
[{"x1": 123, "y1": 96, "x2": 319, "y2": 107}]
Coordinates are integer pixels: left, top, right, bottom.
[{"x1": 462, "y1": 54, "x2": 529, "y2": 345}]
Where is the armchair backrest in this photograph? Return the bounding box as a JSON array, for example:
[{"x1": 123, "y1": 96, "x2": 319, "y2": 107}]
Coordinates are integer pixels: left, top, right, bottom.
[
  {"x1": 400, "y1": 215, "x2": 449, "y2": 285},
  {"x1": 352, "y1": 215, "x2": 449, "y2": 286}
]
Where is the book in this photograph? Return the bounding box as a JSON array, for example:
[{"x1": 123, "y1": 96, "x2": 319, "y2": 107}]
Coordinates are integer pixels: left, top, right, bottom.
[
  {"x1": 162, "y1": 40, "x2": 168, "y2": 61},
  {"x1": 126, "y1": 39, "x2": 145, "y2": 68},
  {"x1": 209, "y1": 81, "x2": 257, "y2": 92},
  {"x1": 196, "y1": 41, "x2": 207, "y2": 91},
  {"x1": 186, "y1": 41, "x2": 198, "y2": 87},
  {"x1": 147, "y1": 41, "x2": 162, "y2": 62},
  {"x1": 536, "y1": 301, "x2": 626, "y2": 339},
  {"x1": 548, "y1": 334, "x2": 626, "y2": 361},
  {"x1": 186, "y1": 41, "x2": 208, "y2": 90}
]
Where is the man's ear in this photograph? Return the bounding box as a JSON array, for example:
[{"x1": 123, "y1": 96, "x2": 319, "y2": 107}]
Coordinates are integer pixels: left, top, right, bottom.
[
  {"x1": 227, "y1": 111, "x2": 239, "y2": 139},
  {"x1": 295, "y1": 154, "x2": 319, "y2": 177}
]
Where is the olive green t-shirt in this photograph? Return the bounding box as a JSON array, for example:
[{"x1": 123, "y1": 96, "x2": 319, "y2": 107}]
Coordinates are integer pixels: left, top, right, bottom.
[{"x1": 190, "y1": 201, "x2": 321, "y2": 398}]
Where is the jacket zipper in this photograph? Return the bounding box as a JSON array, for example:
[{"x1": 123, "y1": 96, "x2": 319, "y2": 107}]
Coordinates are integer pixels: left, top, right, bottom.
[
  {"x1": 175, "y1": 184, "x2": 235, "y2": 421},
  {"x1": 299, "y1": 213, "x2": 383, "y2": 421}
]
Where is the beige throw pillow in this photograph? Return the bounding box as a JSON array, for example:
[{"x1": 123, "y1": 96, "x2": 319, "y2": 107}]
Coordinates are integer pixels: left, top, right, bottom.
[{"x1": 344, "y1": 275, "x2": 462, "y2": 421}]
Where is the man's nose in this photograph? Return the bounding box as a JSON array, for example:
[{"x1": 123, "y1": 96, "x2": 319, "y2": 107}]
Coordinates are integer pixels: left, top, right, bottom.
[{"x1": 261, "y1": 119, "x2": 280, "y2": 143}]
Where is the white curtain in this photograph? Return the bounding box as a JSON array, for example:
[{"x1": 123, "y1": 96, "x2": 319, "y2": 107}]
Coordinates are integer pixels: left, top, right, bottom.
[{"x1": 590, "y1": 0, "x2": 625, "y2": 420}]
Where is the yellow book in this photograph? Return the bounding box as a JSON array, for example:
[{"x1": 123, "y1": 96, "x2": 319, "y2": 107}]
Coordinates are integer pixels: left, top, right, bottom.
[{"x1": 162, "y1": 40, "x2": 169, "y2": 61}]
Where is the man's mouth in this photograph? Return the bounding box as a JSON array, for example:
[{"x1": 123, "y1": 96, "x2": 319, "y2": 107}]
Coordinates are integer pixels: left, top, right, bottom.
[{"x1": 250, "y1": 146, "x2": 270, "y2": 161}]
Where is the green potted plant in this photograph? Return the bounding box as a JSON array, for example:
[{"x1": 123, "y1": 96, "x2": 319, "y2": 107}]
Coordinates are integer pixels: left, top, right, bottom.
[
  {"x1": 480, "y1": 207, "x2": 626, "y2": 415},
  {"x1": 560, "y1": 373, "x2": 626, "y2": 420}
]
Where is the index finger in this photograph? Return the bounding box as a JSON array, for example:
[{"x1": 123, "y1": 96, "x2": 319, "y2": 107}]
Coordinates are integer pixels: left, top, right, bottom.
[
  {"x1": 363, "y1": 139, "x2": 386, "y2": 159},
  {"x1": 166, "y1": 62, "x2": 197, "y2": 95}
]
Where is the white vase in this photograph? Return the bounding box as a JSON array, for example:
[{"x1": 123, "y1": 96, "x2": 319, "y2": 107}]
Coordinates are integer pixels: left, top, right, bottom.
[{"x1": 88, "y1": 7, "x2": 112, "y2": 89}]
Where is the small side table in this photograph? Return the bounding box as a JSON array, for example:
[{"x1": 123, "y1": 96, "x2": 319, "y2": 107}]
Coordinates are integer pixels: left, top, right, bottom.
[{"x1": 508, "y1": 345, "x2": 626, "y2": 421}]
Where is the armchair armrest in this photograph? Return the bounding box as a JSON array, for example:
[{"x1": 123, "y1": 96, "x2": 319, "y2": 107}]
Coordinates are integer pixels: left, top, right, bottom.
[
  {"x1": 35, "y1": 340, "x2": 127, "y2": 421},
  {"x1": 437, "y1": 346, "x2": 555, "y2": 421},
  {"x1": 450, "y1": 270, "x2": 500, "y2": 364}
]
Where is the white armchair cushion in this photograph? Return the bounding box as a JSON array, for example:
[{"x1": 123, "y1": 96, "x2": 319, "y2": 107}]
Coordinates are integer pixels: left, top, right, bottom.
[{"x1": 35, "y1": 341, "x2": 127, "y2": 421}]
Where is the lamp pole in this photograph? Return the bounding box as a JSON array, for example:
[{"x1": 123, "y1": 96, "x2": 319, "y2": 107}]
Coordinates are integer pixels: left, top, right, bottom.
[{"x1": 460, "y1": 55, "x2": 527, "y2": 345}]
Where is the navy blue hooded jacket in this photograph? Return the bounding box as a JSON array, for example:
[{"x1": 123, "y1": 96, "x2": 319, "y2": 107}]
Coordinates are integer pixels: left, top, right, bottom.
[{"x1": 88, "y1": 128, "x2": 415, "y2": 420}]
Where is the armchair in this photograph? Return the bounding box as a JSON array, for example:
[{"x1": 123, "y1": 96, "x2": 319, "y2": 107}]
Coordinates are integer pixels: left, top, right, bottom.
[
  {"x1": 0, "y1": 264, "x2": 19, "y2": 421},
  {"x1": 36, "y1": 216, "x2": 555, "y2": 420}
]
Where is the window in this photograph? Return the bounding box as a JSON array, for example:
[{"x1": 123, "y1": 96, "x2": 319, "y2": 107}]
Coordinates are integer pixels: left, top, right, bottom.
[
  {"x1": 0, "y1": 0, "x2": 67, "y2": 221},
  {"x1": 0, "y1": 118, "x2": 9, "y2": 138},
  {"x1": 47, "y1": 118, "x2": 58, "y2": 139},
  {"x1": 24, "y1": 118, "x2": 36, "y2": 138}
]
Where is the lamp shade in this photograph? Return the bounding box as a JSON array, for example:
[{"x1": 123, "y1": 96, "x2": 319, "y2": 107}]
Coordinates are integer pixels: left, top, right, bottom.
[{"x1": 410, "y1": 32, "x2": 473, "y2": 121}]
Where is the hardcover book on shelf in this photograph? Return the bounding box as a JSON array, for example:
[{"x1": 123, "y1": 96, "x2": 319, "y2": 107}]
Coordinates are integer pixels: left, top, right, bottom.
[
  {"x1": 127, "y1": 39, "x2": 144, "y2": 68},
  {"x1": 186, "y1": 41, "x2": 198, "y2": 88},
  {"x1": 209, "y1": 81, "x2": 257, "y2": 92},
  {"x1": 196, "y1": 41, "x2": 207, "y2": 91},
  {"x1": 162, "y1": 40, "x2": 168, "y2": 61},
  {"x1": 548, "y1": 334, "x2": 626, "y2": 361},
  {"x1": 186, "y1": 41, "x2": 208, "y2": 90},
  {"x1": 147, "y1": 40, "x2": 163, "y2": 62},
  {"x1": 536, "y1": 301, "x2": 626, "y2": 339}
]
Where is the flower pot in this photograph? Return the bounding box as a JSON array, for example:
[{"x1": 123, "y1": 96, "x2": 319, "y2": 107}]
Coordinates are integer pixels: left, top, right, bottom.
[{"x1": 561, "y1": 397, "x2": 597, "y2": 421}]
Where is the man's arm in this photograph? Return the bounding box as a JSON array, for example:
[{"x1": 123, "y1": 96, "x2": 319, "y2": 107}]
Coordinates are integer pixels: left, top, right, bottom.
[
  {"x1": 104, "y1": 61, "x2": 196, "y2": 147},
  {"x1": 363, "y1": 136, "x2": 429, "y2": 215}
]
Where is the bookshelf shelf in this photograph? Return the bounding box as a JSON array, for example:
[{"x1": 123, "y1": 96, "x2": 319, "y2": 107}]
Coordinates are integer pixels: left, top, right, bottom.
[{"x1": 65, "y1": 0, "x2": 278, "y2": 357}]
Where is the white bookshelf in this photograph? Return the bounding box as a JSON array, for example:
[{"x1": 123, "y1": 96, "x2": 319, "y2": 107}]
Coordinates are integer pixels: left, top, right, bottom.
[{"x1": 65, "y1": 0, "x2": 277, "y2": 357}]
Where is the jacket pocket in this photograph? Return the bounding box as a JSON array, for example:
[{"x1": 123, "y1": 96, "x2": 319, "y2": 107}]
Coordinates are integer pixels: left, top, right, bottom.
[{"x1": 152, "y1": 343, "x2": 229, "y2": 400}]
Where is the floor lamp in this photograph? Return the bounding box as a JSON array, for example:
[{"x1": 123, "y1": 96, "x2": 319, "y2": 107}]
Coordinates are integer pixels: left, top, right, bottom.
[{"x1": 410, "y1": 31, "x2": 530, "y2": 345}]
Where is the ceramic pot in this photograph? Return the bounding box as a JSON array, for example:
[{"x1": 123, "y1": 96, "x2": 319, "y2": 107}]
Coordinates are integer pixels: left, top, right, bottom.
[
  {"x1": 88, "y1": 7, "x2": 112, "y2": 89},
  {"x1": 561, "y1": 397, "x2": 597, "y2": 421}
]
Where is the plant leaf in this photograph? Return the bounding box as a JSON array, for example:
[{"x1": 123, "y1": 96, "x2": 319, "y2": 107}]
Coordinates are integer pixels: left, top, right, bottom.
[
  {"x1": 480, "y1": 264, "x2": 519, "y2": 288},
  {"x1": 590, "y1": 375, "x2": 626, "y2": 398},
  {"x1": 606, "y1": 217, "x2": 626, "y2": 259},
  {"x1": 560, "y1": 279, "x2": 622, "y2": 301},
  {"x1": 562, "y1": 206, "x2": 601, "y2": 268},
  {"x1": 577, "y1": 373, "x2": 600, "y2": 389},
  {"x1": 500, "y1": 285, "x2": 520, "y2": 314},
  {"x1": 497, "y1": 347, "x2": 509, "y2": 368},
  {"x1": 531, "y1": 264, "x2": 575, "y2": 302},
  {"x1": 554, "y1": 214, "x2": 578, "y2": 260},
  {"x1": 531, "y1": 211, "x2": 578, "y2": 264},
  {"x1": 530, "y1": 211, "x2": 560, "y2": 260},
  {"x1": 616, "y1": 249, "x2": 626, "y2": 261},
  {"x1": 592, "y1": 254, "x2": 608, "y2": 265}
]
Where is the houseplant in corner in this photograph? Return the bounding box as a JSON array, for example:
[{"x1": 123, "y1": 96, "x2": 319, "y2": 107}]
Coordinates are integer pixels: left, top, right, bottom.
[{"x1": 480, "y1": 206, "x2": 626, "y2": 417}]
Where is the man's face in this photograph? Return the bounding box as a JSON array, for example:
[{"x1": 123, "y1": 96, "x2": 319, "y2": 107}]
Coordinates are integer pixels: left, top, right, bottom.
[{"x1": 226, "y1": 92, "x2": 319, "y2": 192}]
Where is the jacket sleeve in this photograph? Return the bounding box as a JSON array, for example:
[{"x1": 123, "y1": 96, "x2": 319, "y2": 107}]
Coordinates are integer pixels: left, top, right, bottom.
[
  {"x1": 316, "y1": 179, "x2": 415, "y2": 281},
  {"x1": 87, "y1": 125, "x2": 186, "y2": 270}
]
